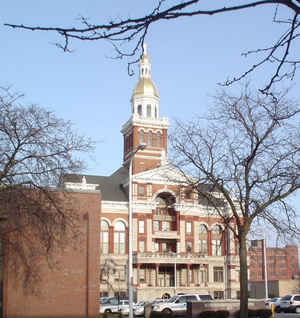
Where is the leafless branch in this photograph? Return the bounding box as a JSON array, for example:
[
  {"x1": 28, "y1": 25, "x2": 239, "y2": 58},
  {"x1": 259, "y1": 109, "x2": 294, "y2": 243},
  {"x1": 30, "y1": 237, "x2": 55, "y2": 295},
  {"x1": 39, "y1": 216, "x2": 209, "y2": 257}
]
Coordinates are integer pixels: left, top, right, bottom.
[{"x1": 4, "y1": 1, "x2": 300, "y2": 91}]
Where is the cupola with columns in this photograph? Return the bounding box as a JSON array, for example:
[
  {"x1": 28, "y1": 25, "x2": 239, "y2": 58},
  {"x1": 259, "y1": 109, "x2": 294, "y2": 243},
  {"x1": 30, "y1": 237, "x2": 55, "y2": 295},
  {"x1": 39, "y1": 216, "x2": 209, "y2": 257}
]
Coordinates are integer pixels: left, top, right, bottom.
[{"x1": 121, "y1": 44, "x2": 170, "y2": 174}]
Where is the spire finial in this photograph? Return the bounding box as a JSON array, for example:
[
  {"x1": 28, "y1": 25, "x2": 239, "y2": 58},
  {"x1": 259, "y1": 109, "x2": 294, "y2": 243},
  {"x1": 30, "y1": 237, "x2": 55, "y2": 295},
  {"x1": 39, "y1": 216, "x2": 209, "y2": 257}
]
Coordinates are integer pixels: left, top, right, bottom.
[{"x1": 143, "y1": 43, "x2": 147, "y2": 55}]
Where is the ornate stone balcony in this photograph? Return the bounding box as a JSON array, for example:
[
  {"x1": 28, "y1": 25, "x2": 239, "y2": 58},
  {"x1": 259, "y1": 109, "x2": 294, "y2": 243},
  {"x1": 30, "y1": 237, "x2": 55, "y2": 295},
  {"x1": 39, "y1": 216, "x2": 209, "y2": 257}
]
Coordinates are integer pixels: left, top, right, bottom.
[{"x1": 152, "y1": 230, "x2": 180, "y2": 239}]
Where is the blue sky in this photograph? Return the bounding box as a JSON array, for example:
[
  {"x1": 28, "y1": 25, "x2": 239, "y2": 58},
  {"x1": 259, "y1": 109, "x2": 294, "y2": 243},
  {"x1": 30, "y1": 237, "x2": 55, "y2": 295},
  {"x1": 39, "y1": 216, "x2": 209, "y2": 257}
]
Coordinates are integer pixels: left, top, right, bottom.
[{"x1": 1, "y1": 1, "x2": 299, "y2": 243}]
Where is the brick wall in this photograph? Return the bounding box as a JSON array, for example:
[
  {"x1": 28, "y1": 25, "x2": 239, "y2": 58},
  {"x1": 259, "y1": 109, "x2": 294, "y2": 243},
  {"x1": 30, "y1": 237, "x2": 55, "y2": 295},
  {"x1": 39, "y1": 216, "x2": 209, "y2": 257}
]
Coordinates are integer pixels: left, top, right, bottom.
[
  {"x1": 249, "y1": 242, "x2": 299, "y2": 282},
  {"x1": 3, "y1": 190, "x2": 101, "y2": 318}
]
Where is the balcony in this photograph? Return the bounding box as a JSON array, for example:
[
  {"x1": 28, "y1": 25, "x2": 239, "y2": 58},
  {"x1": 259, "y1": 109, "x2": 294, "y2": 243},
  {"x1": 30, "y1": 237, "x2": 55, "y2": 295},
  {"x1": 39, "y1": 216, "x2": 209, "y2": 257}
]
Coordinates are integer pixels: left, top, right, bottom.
[{"x1": 152, "y1": 230, "x2": 179, "y2": 239}]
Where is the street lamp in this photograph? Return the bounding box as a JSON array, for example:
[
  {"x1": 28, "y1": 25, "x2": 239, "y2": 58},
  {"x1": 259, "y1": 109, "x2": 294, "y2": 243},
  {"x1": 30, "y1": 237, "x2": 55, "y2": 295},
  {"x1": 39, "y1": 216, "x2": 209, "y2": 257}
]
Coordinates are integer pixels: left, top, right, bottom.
[
  {"x1": 128, "y1": 143, "x2": 146, "y2": 318},
  {"x1": 169, "y1": 251, "x2": 177, "y2": 295}
]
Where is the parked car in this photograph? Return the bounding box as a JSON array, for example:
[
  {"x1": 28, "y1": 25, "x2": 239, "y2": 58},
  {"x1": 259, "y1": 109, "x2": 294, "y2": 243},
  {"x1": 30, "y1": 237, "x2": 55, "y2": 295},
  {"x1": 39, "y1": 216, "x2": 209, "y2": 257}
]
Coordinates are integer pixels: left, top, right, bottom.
[
  {"x1": 99, "y1": 298, "x2": 130, "y2": 314},
  {"x1": 279, "y1": 294, "x2": 300, "y2": 313},
  {"x1": 151, "y1": 298, "x2": 167, "y2": 309},
  {"x1": 265, "y1": 297, "x2": 281, "y2": 311},
  {"x1": 133, "y1": 301, "x2": 148, "y2": 316},
  {"x1": 152, "y1": 294, "x2": 212, "y2": 316},
  {"x1": 100, "y1": 297, "x2": 110, "y2": 304}
]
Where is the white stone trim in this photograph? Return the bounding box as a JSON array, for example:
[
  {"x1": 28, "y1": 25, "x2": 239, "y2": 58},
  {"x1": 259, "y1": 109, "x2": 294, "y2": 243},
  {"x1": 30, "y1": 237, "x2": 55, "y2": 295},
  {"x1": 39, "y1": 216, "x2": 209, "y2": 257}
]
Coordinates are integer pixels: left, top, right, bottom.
[{"x1": 112, "y1": 218, "x2": 128, "y2": 227}]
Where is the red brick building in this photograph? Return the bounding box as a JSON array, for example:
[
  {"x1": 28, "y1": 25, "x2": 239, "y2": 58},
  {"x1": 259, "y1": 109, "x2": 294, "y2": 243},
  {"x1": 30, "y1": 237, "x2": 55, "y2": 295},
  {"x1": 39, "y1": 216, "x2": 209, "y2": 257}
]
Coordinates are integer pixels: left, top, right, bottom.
[
  {"x1": 3, "y1": 190, "x2": 101, "y2": 318},
  {"x1": 249, "y1": 240, "x2": 299, "y2": 282},
  {"x1": 64, "y1": 45, "x2": 242, "y2": 301}
]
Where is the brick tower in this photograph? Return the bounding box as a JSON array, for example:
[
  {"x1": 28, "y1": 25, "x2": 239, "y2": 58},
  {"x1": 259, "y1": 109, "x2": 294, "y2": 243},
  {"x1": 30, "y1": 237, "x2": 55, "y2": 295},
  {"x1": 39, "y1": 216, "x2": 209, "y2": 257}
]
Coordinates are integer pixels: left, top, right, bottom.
[{"x1": 121, "y1": 44, "x2": 170, "y2": 175}]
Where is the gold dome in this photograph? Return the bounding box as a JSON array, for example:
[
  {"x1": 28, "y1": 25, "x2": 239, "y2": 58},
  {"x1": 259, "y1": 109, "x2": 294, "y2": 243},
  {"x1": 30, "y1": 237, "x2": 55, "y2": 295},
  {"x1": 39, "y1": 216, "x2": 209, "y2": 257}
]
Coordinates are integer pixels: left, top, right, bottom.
[{"x1": 133, "y1": 77, "x2": 159, "y2": 97}]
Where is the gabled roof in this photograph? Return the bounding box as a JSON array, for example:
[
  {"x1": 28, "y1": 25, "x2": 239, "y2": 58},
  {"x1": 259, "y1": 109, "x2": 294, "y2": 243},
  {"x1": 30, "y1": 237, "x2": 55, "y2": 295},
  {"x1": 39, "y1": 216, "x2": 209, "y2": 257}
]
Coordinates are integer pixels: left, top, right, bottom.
[{"x1": 63, "y1": 164, "x2": 223, "y2": 206}]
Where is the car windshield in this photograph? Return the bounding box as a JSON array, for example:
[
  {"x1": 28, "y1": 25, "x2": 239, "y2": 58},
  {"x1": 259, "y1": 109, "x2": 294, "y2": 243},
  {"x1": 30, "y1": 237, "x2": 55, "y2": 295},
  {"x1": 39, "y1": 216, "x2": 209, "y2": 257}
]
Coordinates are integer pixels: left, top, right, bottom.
[
  {"x1": 167, "y1": 296, "x2": 178, "y2": 303},
  {"x1": 281, "y1": 295, "x2": 292, "y2": 301}
]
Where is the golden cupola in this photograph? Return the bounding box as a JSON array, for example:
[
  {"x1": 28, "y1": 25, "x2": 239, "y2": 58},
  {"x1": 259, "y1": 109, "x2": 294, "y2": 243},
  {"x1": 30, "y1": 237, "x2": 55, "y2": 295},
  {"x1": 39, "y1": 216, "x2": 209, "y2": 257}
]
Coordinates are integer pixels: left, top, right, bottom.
[{"x1": 131, "y1": 44, "x2": 160, "y2": 119}]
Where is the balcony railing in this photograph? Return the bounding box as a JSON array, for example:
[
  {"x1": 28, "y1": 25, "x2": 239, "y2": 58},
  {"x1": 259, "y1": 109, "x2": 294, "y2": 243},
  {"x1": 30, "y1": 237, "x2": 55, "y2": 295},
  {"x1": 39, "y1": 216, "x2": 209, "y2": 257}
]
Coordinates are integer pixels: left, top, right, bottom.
[
  {"x1": 152, "y1": 230, "x2": 179, "y2": 239},
  {"x1": 133, "y1": 251, "x2": 209, "y2": 264}
]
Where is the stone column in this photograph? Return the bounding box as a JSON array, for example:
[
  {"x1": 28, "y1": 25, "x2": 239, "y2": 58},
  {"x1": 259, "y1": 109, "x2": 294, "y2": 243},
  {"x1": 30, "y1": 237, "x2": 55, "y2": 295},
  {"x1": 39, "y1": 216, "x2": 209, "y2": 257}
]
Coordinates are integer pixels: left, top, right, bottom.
[
  {"x1": 155, "y1": 264, "x2": 159, "y2": 287},
  {"x1": 137, "y1": 264, "x2": 140, "y2": 287},
  {"x1": 187, "y1": 264, "x2": 191, "y2": 287}
]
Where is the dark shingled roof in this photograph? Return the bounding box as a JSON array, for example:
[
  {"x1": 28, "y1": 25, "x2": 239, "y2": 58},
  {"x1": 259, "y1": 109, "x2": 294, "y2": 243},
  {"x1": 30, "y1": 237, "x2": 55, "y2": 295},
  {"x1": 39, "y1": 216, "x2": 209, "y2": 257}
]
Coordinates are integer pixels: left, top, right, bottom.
[{"x1": 63, "y1": 166, "x2": 129, "y2": 202}]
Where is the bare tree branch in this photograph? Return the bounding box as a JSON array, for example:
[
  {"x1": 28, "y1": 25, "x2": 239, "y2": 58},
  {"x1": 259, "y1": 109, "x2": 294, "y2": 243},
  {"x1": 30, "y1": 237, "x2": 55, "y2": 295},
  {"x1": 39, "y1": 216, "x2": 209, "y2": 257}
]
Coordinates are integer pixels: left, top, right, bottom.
[
  {"x1": 4, "y1": 1, "x2": 300, "y2": 91},
  {"x1": 0, "y1": 86, "x2": 94, "y2": 291},
  {"x1": 169, "y1": 84, "x2": 300, "y2": 317}
]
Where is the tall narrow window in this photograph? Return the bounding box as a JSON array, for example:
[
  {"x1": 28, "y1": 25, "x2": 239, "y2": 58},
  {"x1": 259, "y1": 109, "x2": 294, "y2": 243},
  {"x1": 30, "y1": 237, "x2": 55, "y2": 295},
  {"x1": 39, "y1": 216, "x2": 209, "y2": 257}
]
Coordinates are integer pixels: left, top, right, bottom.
[
  {"x1": 148, "y1": 131, "x2": 153, "y2": 146},
  {"x1": 147, "y1": 105, "x2": 151, "y2": 118},
  {"x1": 139, "y1": 241, "x2": 145, "y2": 252},
  {"x1": 153, "y1": 220, "x2": 159, "y2": 232},
  {"x1": 138, "y1": 104, "x2": 142, "y2": 116},
  {"x1": 187, "y1": 241, "x2": 193, "y2": 252},
  {"x1": 139, "y1": 185, "x2": 145, "y2": 196},
  {"x1": 138, "y1": 220, "x2": 145, "y2": 233},
  {"x1": 114, "y1": 221, "x2": 126, "y2": 255},
  {"x1": 186, "y1": 222, "x2": 192, "y2": 234},
  {"x1": 213, "y1": 267, "x2": 224, "y2": 282},
  {"x1": 155, "y1": 106, "x2": 157, "y2": 118},
  {"x1": 162, "y1": 221, "x2": 170, "y2": 232},
  {"x1": 200, "y1": 267, "x2": 208, "y2": 283},
  {"x1": 139, "y1": 130, "x2": 145, "y2": 144},
  {"x1": 212, "y1": 225, "x2": 222, "y2": 256},
  {"x1": 157, "y1": 131, "x2": 161, "y2": 147},
  {"x1": 198, "y1": 224, "x2": 208, "y2": 254},
  {"x1": 101, "y1": 220, "x2": 109, "y2": 254}
]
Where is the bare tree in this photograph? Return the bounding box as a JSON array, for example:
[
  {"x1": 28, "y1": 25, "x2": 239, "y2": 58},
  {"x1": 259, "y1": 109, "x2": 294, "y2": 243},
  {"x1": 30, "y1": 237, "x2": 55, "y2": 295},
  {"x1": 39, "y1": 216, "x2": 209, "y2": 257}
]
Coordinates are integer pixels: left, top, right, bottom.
[
  {"x1": 0, "y1": 87, "x2": 94, "y2": 290},
  {"x1": 5, "y1": 1, "x2": 300, "y2": 92},
  {"x1": 169, "y1": 84, "x2": 300, "y2": 317}
]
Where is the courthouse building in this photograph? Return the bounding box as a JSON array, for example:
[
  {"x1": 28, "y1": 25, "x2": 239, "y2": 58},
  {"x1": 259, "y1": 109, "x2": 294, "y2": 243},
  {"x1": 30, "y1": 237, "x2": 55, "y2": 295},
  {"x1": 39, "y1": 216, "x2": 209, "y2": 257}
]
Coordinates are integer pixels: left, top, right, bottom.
[{"x1": 64, "y1": 46, "x2": 241, "y2": 301}]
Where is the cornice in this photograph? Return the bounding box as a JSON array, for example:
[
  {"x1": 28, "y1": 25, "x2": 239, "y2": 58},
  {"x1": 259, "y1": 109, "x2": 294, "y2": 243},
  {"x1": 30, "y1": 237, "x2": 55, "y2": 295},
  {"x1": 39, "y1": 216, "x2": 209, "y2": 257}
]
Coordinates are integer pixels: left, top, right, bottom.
[{"x1": 121, "y1": 115, "x2": 169, "y2": 134}]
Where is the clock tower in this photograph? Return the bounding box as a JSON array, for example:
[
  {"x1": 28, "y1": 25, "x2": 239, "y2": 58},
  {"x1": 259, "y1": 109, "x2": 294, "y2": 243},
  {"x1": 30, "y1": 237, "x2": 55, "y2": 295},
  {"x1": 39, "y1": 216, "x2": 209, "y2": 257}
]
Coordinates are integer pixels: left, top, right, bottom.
[{"x1": 121, "y1": 45, "x2": 170, "y2": 175}]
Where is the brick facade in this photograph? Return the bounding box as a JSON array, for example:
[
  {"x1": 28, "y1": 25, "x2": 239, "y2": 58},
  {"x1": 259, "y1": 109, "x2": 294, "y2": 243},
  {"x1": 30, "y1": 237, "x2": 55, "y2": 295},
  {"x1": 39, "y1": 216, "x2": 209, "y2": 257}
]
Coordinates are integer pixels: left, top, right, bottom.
[
  {"x1": 249, "y1": 240, "x2": 299, "y2": 282},
  {"x1": 3, "y1": 190, "x2": 101, "y2": 318}
]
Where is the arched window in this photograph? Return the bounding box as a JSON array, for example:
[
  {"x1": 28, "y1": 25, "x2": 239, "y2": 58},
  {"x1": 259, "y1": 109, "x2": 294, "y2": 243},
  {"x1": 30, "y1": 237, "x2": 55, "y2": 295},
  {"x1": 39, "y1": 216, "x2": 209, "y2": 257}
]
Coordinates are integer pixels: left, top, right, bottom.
[
  {"x1": 147, "y1": 105, "x2": 151, "y2": 118},
  {"x1": 148, "y1": 131, "x2": 153, "y2": 146},
  {"x1": 212, "y1": 224, "x2": 222, "y2": 234},
  {"x1": 138, "y1": 105, "x2": 142, "y2": 116},
  {"x1": 157, "y1": 131, "x2": 161, "y2": 147},
  {"x1": 139, "y1": 130, "x2": 145, "y2": 144},
  {"x1": 198, "y1": 224, "x2": 208, "y2": 254},
  {"x1": 212, "y1": 225, "x2": 222, "y2": 256},
  {"x1": 101, "y1": 220, "x2": 109, "y2": 254},
  {"x1": 114, "y1": 221, "x2": 126, "y2": 255}
]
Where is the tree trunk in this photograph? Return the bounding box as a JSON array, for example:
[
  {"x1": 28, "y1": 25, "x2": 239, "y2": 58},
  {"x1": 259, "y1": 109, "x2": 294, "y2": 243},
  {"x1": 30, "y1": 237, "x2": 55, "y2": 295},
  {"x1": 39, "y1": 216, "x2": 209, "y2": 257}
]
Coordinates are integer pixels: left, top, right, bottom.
[{"x1": 239, "y1": 235, "x2": 248, "y2": 318}]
